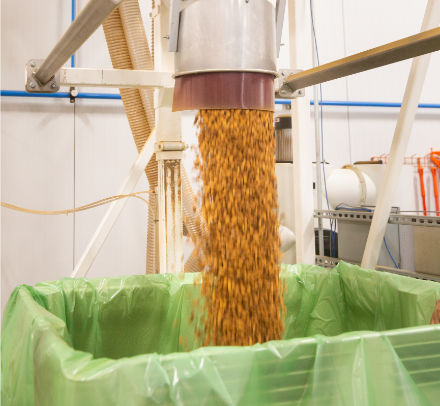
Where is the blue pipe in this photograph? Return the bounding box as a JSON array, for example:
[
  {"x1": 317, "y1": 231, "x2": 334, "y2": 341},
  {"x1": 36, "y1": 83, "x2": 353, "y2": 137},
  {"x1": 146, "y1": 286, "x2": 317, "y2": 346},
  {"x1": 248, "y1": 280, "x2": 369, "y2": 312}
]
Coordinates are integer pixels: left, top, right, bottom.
[
  {"x1": 2, "y1": 91, "x2": 440, "y2": 108},
  {"x1": 274, "y1": 99, "x2": 292, "y2": 105},
  {"x1": 1, "y1": 90, "x2": 122, "y2": 100},
  {"x1": 77, "y1": 92, "x2": 122, "y2": 99},
  {"x1": 71, "y1": 0, "x2": 76, "y2": 68},
  {"x1": 276, "y1": 99, "x2": 440, "y2": 108},
  {"x1": 310, "y1": 100, "x2": 440, "y2": 108}
]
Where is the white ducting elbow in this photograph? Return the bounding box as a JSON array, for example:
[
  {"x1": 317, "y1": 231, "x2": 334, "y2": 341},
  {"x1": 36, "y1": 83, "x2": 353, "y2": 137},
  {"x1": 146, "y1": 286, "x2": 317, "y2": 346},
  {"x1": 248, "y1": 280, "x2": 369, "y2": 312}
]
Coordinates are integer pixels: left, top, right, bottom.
[
  {"x1": 279, "y1": 225, "x2": 296, "y2": 253},
  {"x1": 326, "y1": 166, "x2": 377, "y2": 208}
]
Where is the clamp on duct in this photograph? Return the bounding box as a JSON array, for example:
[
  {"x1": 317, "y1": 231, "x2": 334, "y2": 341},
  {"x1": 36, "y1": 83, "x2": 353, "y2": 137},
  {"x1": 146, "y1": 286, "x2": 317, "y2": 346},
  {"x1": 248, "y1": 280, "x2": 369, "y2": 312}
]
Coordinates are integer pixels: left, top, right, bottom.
[{"x1": 342, "y1": 164, "x2": 368, "y2": 207}]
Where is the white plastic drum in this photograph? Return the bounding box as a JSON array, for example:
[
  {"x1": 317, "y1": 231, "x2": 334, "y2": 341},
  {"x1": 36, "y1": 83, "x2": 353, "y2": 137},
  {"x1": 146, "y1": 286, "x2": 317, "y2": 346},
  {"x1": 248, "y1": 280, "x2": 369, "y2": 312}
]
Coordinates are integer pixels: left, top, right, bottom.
[{"x1": 326, "y1": 167, "x2": 377, "y2": 208}]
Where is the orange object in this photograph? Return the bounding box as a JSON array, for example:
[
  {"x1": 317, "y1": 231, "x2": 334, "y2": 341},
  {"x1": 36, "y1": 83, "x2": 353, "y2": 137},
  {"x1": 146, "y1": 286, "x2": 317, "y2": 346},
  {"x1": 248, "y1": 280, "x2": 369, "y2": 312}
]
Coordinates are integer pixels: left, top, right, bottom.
[
  {"x1": 418, "y1": 159, "x2": 427, "y2": 216},
  {"x1": 431, "y1": 149, "x2": 440, "y2": 170},
  {"x1": 431, "y1": 167, "x2": 439, "y2": 216}
]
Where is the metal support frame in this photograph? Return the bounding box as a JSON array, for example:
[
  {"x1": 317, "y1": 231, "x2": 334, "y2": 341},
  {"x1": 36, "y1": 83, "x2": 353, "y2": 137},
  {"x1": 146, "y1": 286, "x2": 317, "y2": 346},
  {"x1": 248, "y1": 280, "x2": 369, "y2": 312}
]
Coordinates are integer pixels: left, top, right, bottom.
[
  {"x1": 361, "y1": 0, "x2": 440, "y2": 270},
  {"x1": 69, "y1": 0, "x2": 183, "y2": 277},
  {"x1": 288, "y1": 0, "x2": 316, "y2": 265},
  {"x1": 310, "y1": 0, "x2": 323, "y2": 257},
  {"x1": 285, "y1": 24, "x2": 440, "y2": 93},
  {"x1": 71, "y1": 131, "x2": 156, "y2": 278},
  {"x1": 59, "y1": 68, "x2": 174, "y2": 89},
  {"x1": 156, "y1": 158, "x2": 183, "y2": 274},
  {"x1": 26, "y1": 60, "x2": 60, "y2": 93},
  {"x1": 276, "y1": 69, "x2": 305, "y2": 99},
  {"x1": 316, "y1": 209, "x2": 440, "y2": 228},
  {"x1": 33, "y1": 0, "x2": 440, "y2": 276},
  {"x1": 154, "y1": 94, "x2": 183, "y2": 274},
  {"x1": 27, "y1": 65, "x2": 175, "y2": 93},
  {"x1": 153, "y1": 3, "x2": 183, "y2": 274},
  {"x1": 32, "y1": 0, "x2": 124, "y2": 86}
]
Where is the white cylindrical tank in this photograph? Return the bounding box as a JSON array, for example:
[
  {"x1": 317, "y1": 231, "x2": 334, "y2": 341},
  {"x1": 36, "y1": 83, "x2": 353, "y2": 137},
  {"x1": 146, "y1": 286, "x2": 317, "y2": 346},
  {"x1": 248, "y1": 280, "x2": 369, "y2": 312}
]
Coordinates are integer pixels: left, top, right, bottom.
[{"x1": 326, "y1": 167, "x2": 377, "y2": 208}]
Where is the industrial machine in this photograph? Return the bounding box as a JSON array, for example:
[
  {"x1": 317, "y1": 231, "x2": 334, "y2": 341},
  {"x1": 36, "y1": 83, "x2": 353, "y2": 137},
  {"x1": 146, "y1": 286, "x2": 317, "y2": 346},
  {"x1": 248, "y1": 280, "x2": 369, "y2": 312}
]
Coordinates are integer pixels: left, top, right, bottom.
[
  {"x1": 4, "y1": 1, "x2": 440, "y2": 404},
  {"x1": 22, "y1": 0, "x2": 440, "y2": 279}
]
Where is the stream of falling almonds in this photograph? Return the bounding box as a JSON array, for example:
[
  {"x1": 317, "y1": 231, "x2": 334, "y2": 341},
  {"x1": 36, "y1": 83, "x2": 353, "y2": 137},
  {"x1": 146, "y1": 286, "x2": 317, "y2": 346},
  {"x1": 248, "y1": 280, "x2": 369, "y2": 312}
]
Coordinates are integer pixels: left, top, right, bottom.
[{"x1": 192, "y1": 109, "x2": 285, "y2": 347}]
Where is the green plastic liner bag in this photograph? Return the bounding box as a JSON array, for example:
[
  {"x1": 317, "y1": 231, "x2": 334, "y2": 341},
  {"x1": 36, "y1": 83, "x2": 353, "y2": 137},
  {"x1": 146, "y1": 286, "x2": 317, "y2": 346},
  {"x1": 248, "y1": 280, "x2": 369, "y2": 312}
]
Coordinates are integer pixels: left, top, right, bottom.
[{"x1": 2, "y1": 261, "x2": 440, "y2": 406}]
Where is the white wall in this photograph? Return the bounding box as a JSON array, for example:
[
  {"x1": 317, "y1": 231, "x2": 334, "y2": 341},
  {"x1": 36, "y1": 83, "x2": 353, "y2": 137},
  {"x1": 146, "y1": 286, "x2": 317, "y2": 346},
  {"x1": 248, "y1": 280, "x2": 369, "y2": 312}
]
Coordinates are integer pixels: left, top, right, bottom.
[
  {"x1": 307, "y1": 0, "x2": 440, "y2": 216},
  {"x1": 2, "y1": 0, "x2": 440, "y2": 311}
]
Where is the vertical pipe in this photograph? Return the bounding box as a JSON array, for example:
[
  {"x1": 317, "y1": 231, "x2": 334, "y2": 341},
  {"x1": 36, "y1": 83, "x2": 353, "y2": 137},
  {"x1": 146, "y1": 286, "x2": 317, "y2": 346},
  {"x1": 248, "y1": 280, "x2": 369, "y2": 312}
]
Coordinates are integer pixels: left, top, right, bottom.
[
  {"x1": 361, "y1": 0, "x2": 440, "y2": 270},
  {"x1": 288, "y1": 0, "x2": 315, "y2": 265},
  {"x1": 71, "y1": 0, "x2": 76, "y2": 67},
  {"x1": 310, "y1": 0, "x2": 323, "y2": 257}
]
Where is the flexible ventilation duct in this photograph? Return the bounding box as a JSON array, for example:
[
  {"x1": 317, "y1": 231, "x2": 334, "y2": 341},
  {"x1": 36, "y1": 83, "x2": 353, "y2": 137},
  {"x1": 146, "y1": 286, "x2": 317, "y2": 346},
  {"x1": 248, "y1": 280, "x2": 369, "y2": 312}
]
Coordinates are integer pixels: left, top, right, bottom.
[
  {"x1": 103, "y1": 0, "x2": 205, "y2": 273},
  {"x1": 102, "y1": 1, "x2": 157, "y2": 273}
]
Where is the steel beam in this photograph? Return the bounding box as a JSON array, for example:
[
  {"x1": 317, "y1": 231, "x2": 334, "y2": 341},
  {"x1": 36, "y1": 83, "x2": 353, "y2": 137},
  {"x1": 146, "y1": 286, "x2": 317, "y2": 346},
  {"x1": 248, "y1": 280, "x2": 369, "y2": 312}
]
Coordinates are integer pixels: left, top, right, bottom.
[
  {"x1": 288, "y1": 0, "x2": 315, "y2": 265},
  {"x1": 59, "y1": 68, "x2": 174, "y2": 89},
  {"x1": 33, "y1": 0, "x2": 124, "y2": 85},
  {"x1": 310, "y1": 0, "x2": 324, "y2": 257},
  {"x1": 315, "y1": 209, "x2": 440, "y2": 228},
  {"x1": 285, "y1": 25, "x2": 440, "y2": 92}
]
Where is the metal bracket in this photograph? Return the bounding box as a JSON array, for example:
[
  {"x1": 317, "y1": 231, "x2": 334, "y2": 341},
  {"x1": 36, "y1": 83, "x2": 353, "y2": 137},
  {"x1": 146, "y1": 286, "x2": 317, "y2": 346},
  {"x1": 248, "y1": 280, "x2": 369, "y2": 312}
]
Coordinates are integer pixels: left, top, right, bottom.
[
  {"x1": 342, "y1": 164, "x2": 367, "y2": 206},
  {"x1": 25, "y1": 59, "x2": 60, "y2": 93},
  {"x1": 70, "y1": 87, "x2": 78, "y2": 103},
  {"x1": 275, "y1": 69, "x2": 305, "y2": 99}
]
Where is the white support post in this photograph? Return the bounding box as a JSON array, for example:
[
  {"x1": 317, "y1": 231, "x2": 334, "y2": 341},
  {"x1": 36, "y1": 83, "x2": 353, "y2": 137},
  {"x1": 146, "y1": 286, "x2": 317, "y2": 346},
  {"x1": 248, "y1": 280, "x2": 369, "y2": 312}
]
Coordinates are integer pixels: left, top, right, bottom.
[
  {"x1": 288, "y1": 0, "x2": 316, "y2": 264},
  {"x1": 153, "y1": 3, "x2": 183, "y2": 274},
  {"x1": 361, "y1": 0, "x2": 440, "y2": 270},
  {"x1": 156, "y1": 157, "x2": 183, "y2": 274},
  {"x1": 310, "y1": 0, "x2": 324, "y2": 257},
  {"x1": 155, "y1": 93, "x2": 183, "y2": 274},
  {"x1": 71, "y1": 132, "x2": 156, "y2": 278}
]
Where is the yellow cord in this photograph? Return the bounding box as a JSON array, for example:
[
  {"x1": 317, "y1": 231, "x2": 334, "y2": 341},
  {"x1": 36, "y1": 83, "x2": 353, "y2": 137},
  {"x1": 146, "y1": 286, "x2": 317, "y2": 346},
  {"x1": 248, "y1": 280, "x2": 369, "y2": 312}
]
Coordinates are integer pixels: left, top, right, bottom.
[{"x1": 1, "y1": 190, "x2": 154, "y2": 216}]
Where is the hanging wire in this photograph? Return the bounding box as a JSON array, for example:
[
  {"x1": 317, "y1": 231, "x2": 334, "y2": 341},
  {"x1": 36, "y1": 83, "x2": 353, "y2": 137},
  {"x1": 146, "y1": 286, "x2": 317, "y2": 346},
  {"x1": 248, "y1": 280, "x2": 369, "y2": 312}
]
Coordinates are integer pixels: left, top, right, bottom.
[{"x1": 1, "y1": 190, "x2": 154, "y2": 216}]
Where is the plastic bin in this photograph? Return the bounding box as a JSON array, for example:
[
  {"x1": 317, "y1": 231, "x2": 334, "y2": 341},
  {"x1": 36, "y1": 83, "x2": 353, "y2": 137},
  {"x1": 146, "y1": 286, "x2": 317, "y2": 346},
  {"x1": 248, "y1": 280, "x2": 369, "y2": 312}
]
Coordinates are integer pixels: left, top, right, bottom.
[{"x1": 2, "y1": 261, "x2": 440, "y2": 406}]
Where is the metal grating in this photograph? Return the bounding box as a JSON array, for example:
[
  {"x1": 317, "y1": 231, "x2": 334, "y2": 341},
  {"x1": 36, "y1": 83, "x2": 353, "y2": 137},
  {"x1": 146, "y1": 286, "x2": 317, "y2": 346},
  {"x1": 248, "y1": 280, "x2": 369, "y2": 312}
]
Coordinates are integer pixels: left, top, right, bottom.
[
  {"x1": 315, "y1": 255, "x2": 440, "y2": 283},
  {"x1": 315, "y1": 209, "x2": 440, "y2": 228},
  {"x1": 275, "y1": 128, "x2": 293, "y2": 163}
]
